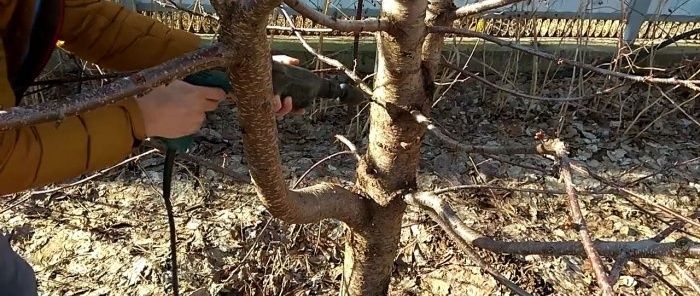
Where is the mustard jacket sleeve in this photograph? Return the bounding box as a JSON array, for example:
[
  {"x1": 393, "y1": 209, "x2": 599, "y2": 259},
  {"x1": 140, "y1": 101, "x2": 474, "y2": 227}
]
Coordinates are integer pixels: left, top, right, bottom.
[
  {"x1": 1, "y1": 1, "x2": 202, "y2": 195},
  {"x1": 59, "y1": 0, "x2": 202, "y2": 71}
]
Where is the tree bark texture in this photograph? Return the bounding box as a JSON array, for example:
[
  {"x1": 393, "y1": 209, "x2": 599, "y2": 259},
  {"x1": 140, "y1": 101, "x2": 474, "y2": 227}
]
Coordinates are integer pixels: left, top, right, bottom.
[
  {"x1": 212, "y1": 0, "x2": 368, "y2": 229},
  {"x1": 344, "y1": 0, "x2": 431, "y2": 294}
]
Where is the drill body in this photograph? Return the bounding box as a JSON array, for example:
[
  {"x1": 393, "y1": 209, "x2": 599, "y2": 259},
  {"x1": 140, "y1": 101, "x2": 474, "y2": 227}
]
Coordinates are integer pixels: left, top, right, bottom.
[
  {"x1": 158, "y1": 58, "x2": 367, "y2": 152},
  {"x1": 270, "y1": 61, "x2": 365, "y2": 110}
]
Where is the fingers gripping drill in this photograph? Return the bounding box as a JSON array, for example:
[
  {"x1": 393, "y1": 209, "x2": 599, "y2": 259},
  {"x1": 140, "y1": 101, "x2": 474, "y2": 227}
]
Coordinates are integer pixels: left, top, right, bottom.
[{"x1": 153, "y1": 59, "x2": 366, "y2": 296}]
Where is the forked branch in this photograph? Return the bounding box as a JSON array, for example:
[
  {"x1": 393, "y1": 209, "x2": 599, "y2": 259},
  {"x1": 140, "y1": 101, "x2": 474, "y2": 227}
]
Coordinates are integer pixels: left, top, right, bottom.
[{"x1": 0, "y1": 45, "x2": 232, "y2": 131}]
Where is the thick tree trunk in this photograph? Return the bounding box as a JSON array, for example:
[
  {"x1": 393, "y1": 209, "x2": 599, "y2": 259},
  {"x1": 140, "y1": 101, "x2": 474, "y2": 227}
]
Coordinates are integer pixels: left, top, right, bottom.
[{"x1": 342, "y1": 0, "x2": 431, "y2": 294}]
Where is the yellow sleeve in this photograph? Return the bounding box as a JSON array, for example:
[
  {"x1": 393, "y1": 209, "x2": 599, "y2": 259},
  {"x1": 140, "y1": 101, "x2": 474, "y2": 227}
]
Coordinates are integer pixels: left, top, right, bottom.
[
  {"x1": 1, "y1": 1, "x2": 202, "y2": 195},
  {"x1": 58, "y1": 0, "x2": 202, "y2": 71}
]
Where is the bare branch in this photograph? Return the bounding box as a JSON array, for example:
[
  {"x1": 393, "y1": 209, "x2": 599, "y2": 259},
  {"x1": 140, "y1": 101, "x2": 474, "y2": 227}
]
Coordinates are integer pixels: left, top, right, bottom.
[
  {"x1": 143, "y1": 140, "x2": 252, "y2": 183},
  {"x1": 278, "y1": 7, "x2": 374, "y2": 96},
  {"x1": 668, "y1": 260, "x2": 700, "y2": 294},
  {"x1": 283, "y1": 0, "x2": 389, "y2": 32},
  {"x1": 567, "y1": 162, "x2": 700, "y2": 235},
  {"x1": 634, "y1": 260, "x2": 686, "y2": 296},
  {"x1": 428, "y1": 26, "x2": 700, "y2": 92},
  {"x1": 551, "y1": 139, "x2": 615, "y2": 295},
  {"x1": 291, "y1": 150, "x2": 356, "y2": 189},
  {"x1": 416, "y1": 201, "x2": 533, "y2": 296},
  {"x1": 421, "y1": 0, "x2": 457, "y2": 79},
  {"x1": 268, "y1": 182, "x2": 369, "y2": 225},
  {"x1": 454, "y1": 0, "x2": 525, "y2": 18},
  {"x1": 405, "y1": 191, "x2": 700, "y2": 260},
  {"x1": 411, "y1": 110, "x2": 558, "y2": 155},
  {"x1": 433, "y1": 184, "x2": 609, "y2": 196},
  {"x1": 440, "y1": 60, "x2": 630, "y2": 102},
  {"x1": 213, "y1": 2, "x2": 369, "y2": 229},
  {"x1": 610, "y1": 210, "x2": 700, "y2": 284},
  {"x1": 0, "y1": 45, "x2": 232, "y2": 131}
]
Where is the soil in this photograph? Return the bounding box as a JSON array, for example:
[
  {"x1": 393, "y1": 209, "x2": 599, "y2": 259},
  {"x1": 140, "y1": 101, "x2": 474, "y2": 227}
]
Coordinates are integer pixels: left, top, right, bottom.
[{"x1": 2, "y1": 61, "x2": 699, "y2": 296}]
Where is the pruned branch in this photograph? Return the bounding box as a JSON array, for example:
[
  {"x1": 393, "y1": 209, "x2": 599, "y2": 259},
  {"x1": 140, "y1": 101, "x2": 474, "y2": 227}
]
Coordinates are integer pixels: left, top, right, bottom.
[
  {"x1": 551, "y1": 139, "x2": 615, "y2": 295},
  {"x1": 454, "y1": 0, "x2": 525, "y2": 18},
  {"x1": 411, "y1": 110, "x2": 558, "y2": 155},
  {"x1": 405, "y1": 191, "x2": 700, "y2": 260},
  {"x1": 0, "y1": 45, "x2": 232, "y2": 131},
  {"x1": 283, "y1": 0, "x2": 389, "y2": 32},
  {"x1": 428, "y1": 26, "x2": 700, "y2": 92}
]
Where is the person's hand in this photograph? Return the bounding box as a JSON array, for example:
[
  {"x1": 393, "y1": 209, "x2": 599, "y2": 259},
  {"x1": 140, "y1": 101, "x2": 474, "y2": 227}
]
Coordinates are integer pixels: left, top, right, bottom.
[
  {"x1": 271, "y1": 55, "x2": 306, "y2": 117},
  {"x1": 136, "y1": 80, "x2": 226, "y2": 139}
]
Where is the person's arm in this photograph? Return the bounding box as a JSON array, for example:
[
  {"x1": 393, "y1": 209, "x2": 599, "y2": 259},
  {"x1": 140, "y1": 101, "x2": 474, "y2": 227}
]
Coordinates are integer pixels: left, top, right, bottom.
[
  {"x1": 0, "y1": 1, "x2": 205, "y2": 196},
  {"x1": 58, "y1": 0, "x2": 202, "y2": 71}
]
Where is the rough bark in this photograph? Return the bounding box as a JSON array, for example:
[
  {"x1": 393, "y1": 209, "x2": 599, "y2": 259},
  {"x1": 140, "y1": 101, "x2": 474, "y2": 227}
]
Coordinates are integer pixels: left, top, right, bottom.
[
  {"x1": 343, "y1": 0, "x2": 430, "y2": 294},
  {"x1": 211, "y1": 0, "x2": 368, "y2": 228},
  {"x1": 421, "y1": 0, "x2": 457, "y2": 79}
]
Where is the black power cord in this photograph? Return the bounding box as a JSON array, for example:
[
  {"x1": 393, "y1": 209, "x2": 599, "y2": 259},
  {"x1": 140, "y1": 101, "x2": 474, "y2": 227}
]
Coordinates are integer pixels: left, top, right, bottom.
[{"x1": 162, "y1": 148, "x2": 180, "y2": 296}]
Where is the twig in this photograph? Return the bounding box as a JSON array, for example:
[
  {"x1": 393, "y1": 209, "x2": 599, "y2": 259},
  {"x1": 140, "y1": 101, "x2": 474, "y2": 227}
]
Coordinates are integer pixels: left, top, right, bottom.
[
  {"x1": 617, "y1": 188, "x2": 700, "y2": 230},
  {"x1": 428, "y1": 26, "x2": 700, "y2": 92},
  {"x1": 0, "y1": 149, "x2": 158, "y2": 214},
  {"x1": 405, "y1": 191, "x2": 700, "y2": 259},
  {"x1": 143, "y1": 141, "x2": 251, "y2": 183},
  {"x1": 412, "y1": 110, "x2": 558, "y2": 155},
  {"x1": 453, "y1": 0, "x2": 526, "y2": 18},
  {"x1": 610, "y1": 211, "x2": 700, "y2": 284},
  {"x1": 623, "y1": 157, "x2": 700, "y2": 187},
  {"x1": 278, "y1": 7, "x2": 374, "y2": 95},
  {"x1": 282, "y1": 0, "x2": 389, "y2": 32},
  {"x1": 552, "y1": 139, "x2": 615, "y2": 295},
  {"x1": 0, "y1": 45, "x2": 232, "y2": 130},
  {"x1": 433, "y1": 184, "x2": 609, "y2": 196},
  {"x1": 653, "y1": 211, "x2": 700, "y2": 242},
  {"x1": 668, "y1": 260, "x2": 700, "y2": 294},
  {"x1": 634, "y1": 259, "x2": 685, "y2": 296},
  {"x1": 292, "y1": 150, "x2": 356, "y2": 189},
  {"x1": 407, "y1": 193, "x2": 533, "y2": 296},
  {"x1": 441, "y1": 60, "x2": 630, "y2": 102},
  {"x1": 569, "y1": 162, "x2": 700, "y2": 238}
]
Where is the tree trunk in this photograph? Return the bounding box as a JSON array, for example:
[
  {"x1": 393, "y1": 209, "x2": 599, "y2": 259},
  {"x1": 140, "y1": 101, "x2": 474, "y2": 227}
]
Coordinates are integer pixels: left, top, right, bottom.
[{"x1": 342, "y1": 0, "x2": 431, "y2": 294}]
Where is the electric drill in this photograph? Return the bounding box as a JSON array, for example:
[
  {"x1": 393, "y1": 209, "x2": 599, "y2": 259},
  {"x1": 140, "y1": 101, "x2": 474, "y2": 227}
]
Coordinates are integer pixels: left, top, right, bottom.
[{"x1": 156, "y1": 59, "x2": 367, "y2": 152}]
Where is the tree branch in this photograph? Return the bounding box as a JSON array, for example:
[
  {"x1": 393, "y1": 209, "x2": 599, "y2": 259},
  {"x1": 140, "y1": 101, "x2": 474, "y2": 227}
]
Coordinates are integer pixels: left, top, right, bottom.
[
  {"x1": 0, "y1": 45, "x2": 232, "y2": 131},
  {"x1": 453, "y1": 0, "x2": 525, "y2": 18},
  {"x1": 212, "y1": 1, "x2": 368, "y2": 229},
  {"x1": 551, "y1": 139, "x2": 615, "y2": 295},
  {"x1": 416, "y1": 202, "x2": 533, "y2": 296},
  {"x1": 428, "y1": 26, "x2": 700, "y2": 92},
  {"x1": 278, "y1": 7, "x2": 374, "y2": 96},
  {"x1": 411, "y1": 110, "x2": 558, "y2": 155},
  {"x1": 282, "y1": 0, "x2": 389, "y2": 32},
  {"x1": 405, "y1": 191, "x2": 700, "y2": 260},
  {"x1": 609, "y1": 210, "x2": 700, "y2": 284}
]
